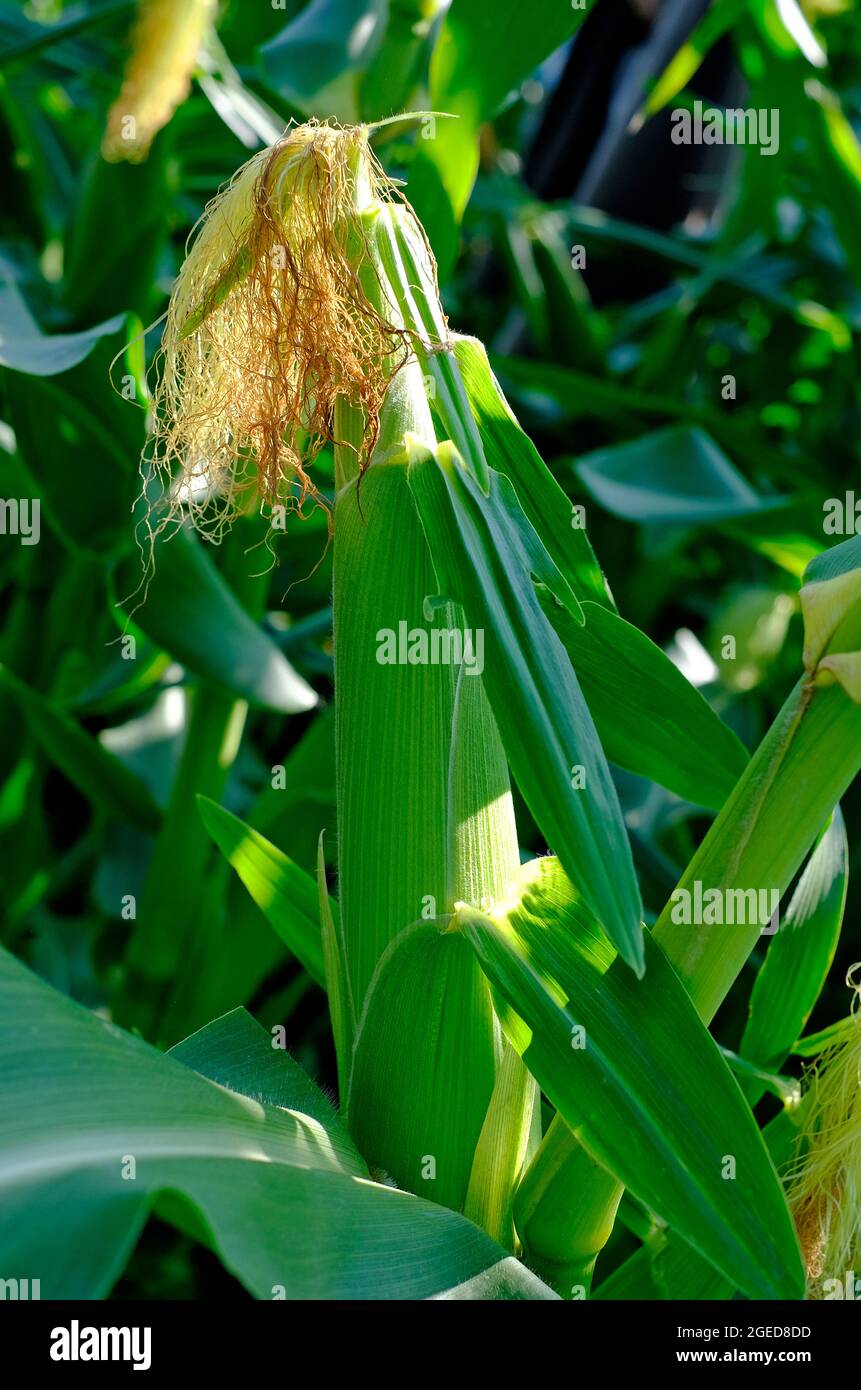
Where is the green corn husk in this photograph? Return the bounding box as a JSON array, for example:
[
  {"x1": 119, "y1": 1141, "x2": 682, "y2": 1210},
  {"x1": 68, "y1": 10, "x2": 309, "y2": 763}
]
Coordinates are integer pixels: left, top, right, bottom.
[{"x1": 333, "y1": 367, "x2": 533, "y2": 1222}]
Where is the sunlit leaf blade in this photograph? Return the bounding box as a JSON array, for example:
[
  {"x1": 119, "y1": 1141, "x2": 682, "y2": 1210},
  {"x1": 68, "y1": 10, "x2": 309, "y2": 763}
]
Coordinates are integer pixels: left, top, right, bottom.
[
  {"x1": 458, "y1": 856, "x2": 805, "y2": 1300},
  {"x1": 428, "y1": 1260, "x2": 558, "y2": 1300},
  {"x1": 594, "y1": 1108, "x2": 803, "y2": 1302},
  {"x1": 0, "y1": 664, "x2": 161, "y2": 833},
  {"x1": 541, "y1": 596, "x2": 749, "y2": 810},
  {"x1": 170, "y1": 1008, "x2": 344, "y2": 1132},
  {"x1": 348, "y1": 921, "x2": 498, "y2": 1212},
  {"x1": 408, "y1": 444, "x2": 645, "y2": 973},
  {"x1": 654, "y1": 678, "x2": 861, "y2": 1024},
  {"x1": 0, "y1": 949, "x2": 556, "y2": 1300},
  {"x1": 800, "y1": 534, "x2": 861, "y2": 672},
  {"x1": 464, "y1": 1041, "x2": 537, "y2": 1250},
  {"x1": 197, "y1": 796, "x2": 326, "y2": 987},
  {"x1": 115, "y1": 529, "x2": 318, "y2": 714},
  {"x1": 450, "y1": 336, "x2": 611, "y2": 607},
  {"x1": 793, "y1": 1016, "x2": 857, "y2": 1058},
  {"x1": 740, "y1": 808, "x2": 848, "y2": 1092},
  {"x1": 421, "y1": 0, "x2": 591, "y2": 232}
]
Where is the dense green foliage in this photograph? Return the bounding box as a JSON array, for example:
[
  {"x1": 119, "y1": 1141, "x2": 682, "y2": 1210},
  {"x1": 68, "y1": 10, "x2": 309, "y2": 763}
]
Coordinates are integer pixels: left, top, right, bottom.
[{"x1": 0, "y1": 0, "x2": 859, "y2": 1302}]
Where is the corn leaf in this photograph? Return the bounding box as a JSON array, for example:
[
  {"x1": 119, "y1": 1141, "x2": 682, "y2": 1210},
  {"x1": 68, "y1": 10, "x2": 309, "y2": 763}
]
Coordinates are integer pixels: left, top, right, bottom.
[
  {"x1": 260, "y1": 0, "x2": 385, "y2": 124},
  {"x1": 64, "y1": 136, "x2": 171, "y2": 324},
  {"x1": 198, "y1": 797, "x2": 326, "y2": 988},
  {"x1": 115, "y1": 529, "x2": 318, "y2": 714},
  {"x1": 594, "y1": 1107, "x2": 803, "y2": 1302},
  {"x1": 793, "y1": 1016, "x2": 857, "y2": 1057},
  {"x1": 169, "y1": 1007, "x2": 346, "y2": 1132},
  {"x1": 0, "y1": 946, "x2": 558, "y2": 1299},
  {"x1": 408, "y1": 444, "x2": 645, "y2": 974},
  {"x1": 639, "y1": 0, "x2": 750, "y2": 120},
  {"x1": 1, "y1": 292, "x2": 143, "y2": 557},
  {"x1": 654, "y1": 678, "x2": 861, "y2": 1023},
  {"x1": 458, "y1": 856, "x2": 805, "y2": 1300},
  {"x1": 0, "y1": 281, "x2": 125, "y2": 375},
  {"x1": 0, "y1": 664, "x2": 161, "y2": 833},
  {"x1": 406, "y1": 1, "x2": 592, "y2": 268},
  {"x1": 449, "y1": 336, "x2": 611, "y2": 608},
  {"x1": 800, "y1": 533, "x2": 861, "y2": 671},
  {"x1": 575, "y1": 425, "x2": 786, "y2": 526},
  {"x1": 464, "y1": 1041, "x2": 537, "y2": 1249},
  {"x1": 740, "y1": 808, "x2": 848, "y2": 1092},
  {"x1": 541, "y1": 596, "x2": 749, "y2": 810}
]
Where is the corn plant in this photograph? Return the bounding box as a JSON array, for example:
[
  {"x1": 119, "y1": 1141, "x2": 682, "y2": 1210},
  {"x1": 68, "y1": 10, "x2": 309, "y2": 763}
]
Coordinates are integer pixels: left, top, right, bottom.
[{"x1": 1, "y1": 111, "x2": 859, "y2": 1303}]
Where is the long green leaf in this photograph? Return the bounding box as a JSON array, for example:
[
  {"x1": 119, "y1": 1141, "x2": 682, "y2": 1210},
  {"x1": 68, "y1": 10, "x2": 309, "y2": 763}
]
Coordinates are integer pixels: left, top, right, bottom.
[
  {"x1": 0, "y1": 664, "x2": 161, "y2": 833},
  {"x1": 0, "y1": 948, "x2": 556, "y2": 1299},
  {"x1": 198, "y1": 797, "x2": 326, "y2": 988},
  {"x1": 450, "y1": 336, "x2": 611, "y2": 607},
  {"x1": 458, "y1": 856, "x2": 805, "y2": 1300},
  {"x1": 575, "y1": 425, "x2": 785, "y2": 526},
  {"x1": 408, "y1": 442, "x2": 645, "y2": 974},
  {"x1": 419, "y1": 0, "x2": 591, "y2": 243},
  {"x1": 115, "y1": 529, "x2": 318, "y2": 714},
  {"x1": 0, "y1": 281, "x2": 125, "y2": 375},
  {"x1": 542, "y1": 596, "x2": 749, "y2": 810},
  {"x1": 594, "y1": 1108, "x2": 803, "y2": 1302},
  {"x1": 740, "y1": 808, "x2": 848, "y2": 1090}
]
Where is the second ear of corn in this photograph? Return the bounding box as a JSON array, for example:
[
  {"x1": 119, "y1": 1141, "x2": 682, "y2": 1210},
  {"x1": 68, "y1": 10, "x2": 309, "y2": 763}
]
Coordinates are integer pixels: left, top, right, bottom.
[
  {"x1": 103, "y1": 0, "x2": 217, "y2": 163},
  {"x1": 154, "y1": 122, "x2": 537, "y2": 1234}
]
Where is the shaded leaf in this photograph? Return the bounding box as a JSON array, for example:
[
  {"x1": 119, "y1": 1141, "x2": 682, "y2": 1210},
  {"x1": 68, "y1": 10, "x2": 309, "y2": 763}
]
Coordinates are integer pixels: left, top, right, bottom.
[
  {"x1": 115, "y1": 529, "x2": 318, "y2": 714},
  {"x1": 542, "y1": 596, "x2": 749, "y2": 810},
  {"x1": 575, "y1": 425, "x2": 785, "y2": 526},
  {"x1": 198, "y1": 796, "x2": 326, "y2": 988},
  {"x1": 0, "y1": 664, "x2": 161, "y2": 833}
]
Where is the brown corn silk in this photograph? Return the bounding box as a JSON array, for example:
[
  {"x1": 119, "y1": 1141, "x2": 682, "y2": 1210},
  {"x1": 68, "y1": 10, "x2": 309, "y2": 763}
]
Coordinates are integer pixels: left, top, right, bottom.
[
  {"x1": 788, "y1": 967, "x2": 861, "y2": 1294},
  {"x1": 146, "y1": 122, "x2": 414, "y2": 542}
]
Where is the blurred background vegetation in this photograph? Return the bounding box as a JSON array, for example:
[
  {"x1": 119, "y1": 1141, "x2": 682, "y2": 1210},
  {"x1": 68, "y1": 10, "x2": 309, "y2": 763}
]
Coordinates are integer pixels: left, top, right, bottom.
[{"x1": 0, "y1": 0, "x2": 859, "y2": 1296}]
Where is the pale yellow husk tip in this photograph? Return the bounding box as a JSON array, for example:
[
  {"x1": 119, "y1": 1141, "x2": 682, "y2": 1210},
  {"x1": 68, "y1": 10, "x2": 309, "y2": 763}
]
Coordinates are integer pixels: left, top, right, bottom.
[
  {"x1": 787, "y1": 964, "x2": 861, "y2": 1296},
  {"x1": 102, "y1": 0, "x2": 217, "y2": 163},
  {"x1": 144, "y1": 120, "x2": 420, "y2": 543}
]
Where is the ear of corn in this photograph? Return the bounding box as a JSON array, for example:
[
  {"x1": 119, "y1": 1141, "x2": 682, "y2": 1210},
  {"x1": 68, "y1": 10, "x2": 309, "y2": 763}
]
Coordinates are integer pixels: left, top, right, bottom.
[
  {"x1": 124, "y1": 119, "x2": 861, "y2": 1295},
  {"x1": 332, "y1": 379, "x2": 533, "y2": 1211},
  {"x1": 102, "y1": 0, "x2": 217, "y2": 163}
]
